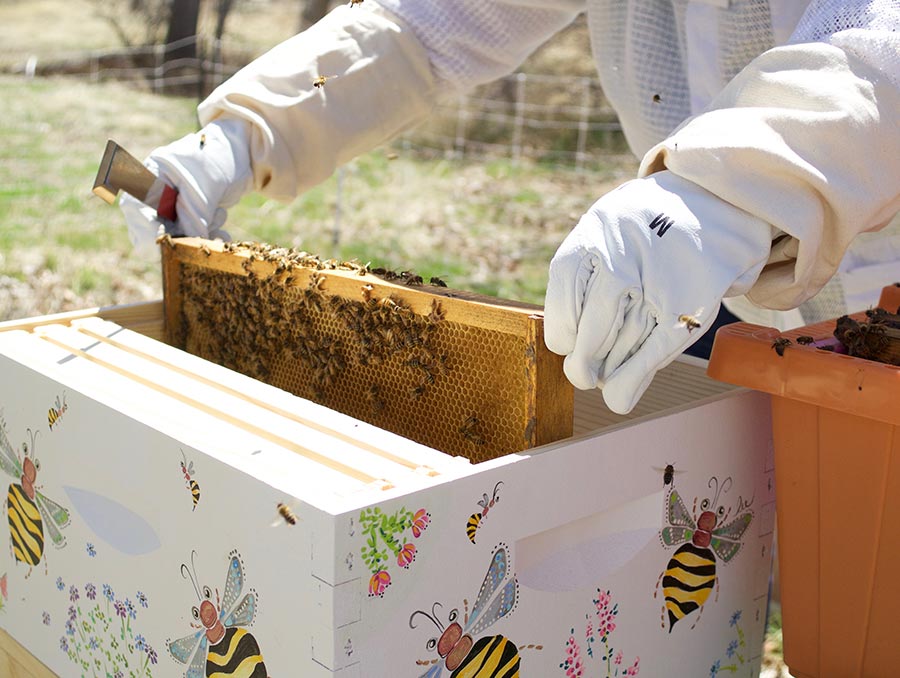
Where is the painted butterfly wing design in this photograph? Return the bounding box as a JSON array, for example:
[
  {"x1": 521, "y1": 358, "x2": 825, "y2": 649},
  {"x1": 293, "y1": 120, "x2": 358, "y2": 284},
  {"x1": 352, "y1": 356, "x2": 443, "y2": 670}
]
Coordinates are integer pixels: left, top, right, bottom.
[
  {"x1": 661, "y1": 489, "x2": 696, "y2": 547},
  {"x1": 223, "y1": 592, "x2": 257, "y2": 628},
  {"x1": 467, "y1": 576, "x2": 518, "y2": 637},
  {"x1": 710, "y1": 511, "x2": 753, "y2": 563},
  {"x1": 416, "y1": 662, "x2": 444, "y2": 678},
  {"x1": 35, "y1": 492, "x2": 69, "y2": 547},
  {"x1": 0, "y1": 423, "x2": 22, "y2": 480},
  {"x1": 185, "y1": 634, "x2": 209, "y2": 678},
  {"x1": 168, "y1": 629, "x2": 204, "y2": 665},
  {"x1": 467, "y1": 545, "x2": 518, "y2": 636},
  {"x1": 219, "y1": 554, "x2": 245, "y2": 620}
]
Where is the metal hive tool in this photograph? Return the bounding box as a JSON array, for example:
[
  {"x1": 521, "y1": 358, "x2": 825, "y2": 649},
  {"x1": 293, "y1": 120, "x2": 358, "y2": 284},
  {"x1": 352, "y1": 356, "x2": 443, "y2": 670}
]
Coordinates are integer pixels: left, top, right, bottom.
[{"x1": 160, "y1": 237, "x2": 573, "y2": 462}]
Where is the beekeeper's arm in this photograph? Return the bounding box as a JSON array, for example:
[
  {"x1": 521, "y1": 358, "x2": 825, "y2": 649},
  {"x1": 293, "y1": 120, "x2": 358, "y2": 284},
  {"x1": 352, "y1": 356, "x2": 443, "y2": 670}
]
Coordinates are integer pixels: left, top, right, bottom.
[
  {"x1": 119, "y1": 0, "x2": 584, "y2": 250},
  {"x1": 545, "y1": 0, "x2": 899, "y2": 413}
]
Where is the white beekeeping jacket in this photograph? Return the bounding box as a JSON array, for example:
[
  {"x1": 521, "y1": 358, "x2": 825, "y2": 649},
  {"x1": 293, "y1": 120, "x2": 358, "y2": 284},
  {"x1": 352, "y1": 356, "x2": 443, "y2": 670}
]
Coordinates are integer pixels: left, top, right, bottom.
[{"x1": 200, "y1": 0, "x2": 900, "y2": 328}]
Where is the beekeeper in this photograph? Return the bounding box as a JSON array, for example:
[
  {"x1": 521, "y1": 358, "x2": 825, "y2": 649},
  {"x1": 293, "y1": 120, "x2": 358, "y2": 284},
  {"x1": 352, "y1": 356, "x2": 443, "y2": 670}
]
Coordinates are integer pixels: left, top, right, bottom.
[{"x1": 121, "y1": 0, "x2": 900, "y2": 415}]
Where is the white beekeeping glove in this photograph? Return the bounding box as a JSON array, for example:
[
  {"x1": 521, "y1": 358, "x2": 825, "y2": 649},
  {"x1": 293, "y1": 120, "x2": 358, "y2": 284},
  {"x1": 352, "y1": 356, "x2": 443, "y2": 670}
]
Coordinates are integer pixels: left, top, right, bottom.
[
  {"x1": 544, "y1": 170, "x2": 774, "y2": 415},
  {"x1": 119, "y1": 118, "x2": 253, "y2": 254}
]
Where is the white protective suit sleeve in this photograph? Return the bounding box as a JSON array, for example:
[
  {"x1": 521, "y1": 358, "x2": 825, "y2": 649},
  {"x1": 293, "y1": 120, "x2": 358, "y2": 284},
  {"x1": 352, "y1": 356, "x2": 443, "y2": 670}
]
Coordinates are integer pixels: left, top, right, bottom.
[
  {"x1": 198, "y1": 1, "x2": 583, "y2": 201},
  {"x1": 640, "y1": 2, "x2": 900, "y2": 312}
]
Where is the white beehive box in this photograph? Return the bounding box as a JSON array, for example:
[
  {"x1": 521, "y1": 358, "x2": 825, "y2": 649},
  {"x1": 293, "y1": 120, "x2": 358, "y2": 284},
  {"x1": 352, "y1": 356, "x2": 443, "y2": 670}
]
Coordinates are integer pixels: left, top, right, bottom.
[{"x1": 0, "y1": 301, "x2": 775, "y2": 677}]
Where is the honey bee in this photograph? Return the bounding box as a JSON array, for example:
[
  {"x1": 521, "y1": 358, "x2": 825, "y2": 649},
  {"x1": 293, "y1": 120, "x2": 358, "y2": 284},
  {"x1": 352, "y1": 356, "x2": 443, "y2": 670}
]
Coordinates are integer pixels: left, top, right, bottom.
[
  {"x1": 796, "y1": 335, "x2": 815, "y2": 345},
  {"x1": 652, "y1": 93, "x2": 662, "y2": 103},
  {"x1": 460, "y1": 416, "x2": 486, "y2": 446},
  {"x1": 367, "y1": 385, "x2": 385, "y2": 414},
  {"x1": 156, "y1": 232, "x2": 176, "y2": 249},
  {"x1": 276, "y1": 502, "x2": 298, "y2": 526},
  {"x1": 199, "y1": 133, "x2": 206, "y2": 149},
  {"x1": 409, "y1": 385, "x2": 426, "y2": 401},
  {"x1": 429, "y1": 276, "x2": 447, "y2": 287},
  {"x1": 772, "y1": 337, "x2": 792, "y2": 357},
  {"x1": 313, "y1": 75, "x2": 337, "y2": 89},
  {"x1": 349, "y1": 0, "x2": 364, "y2": 6},
  {"x1": 200, "y1": 244, "x2": 212, "y2": 257},
  {"x1": 677, "y1": 314, "x2": 702, "y2": 334},
  {"x1": 401, "y1": 271, "x2": 424, "y2": 286}
]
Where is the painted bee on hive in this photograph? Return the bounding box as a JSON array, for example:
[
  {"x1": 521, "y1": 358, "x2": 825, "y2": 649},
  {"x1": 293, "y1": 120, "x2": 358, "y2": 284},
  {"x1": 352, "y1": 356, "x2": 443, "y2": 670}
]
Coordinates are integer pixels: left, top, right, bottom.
[
  {"x1": 466, "y1": 481, "x2": 502, "y2": 544},
  {"x1": 411, "y1": 544, "x2": 520, "y2": 677},
  {"x1": 1, "y1": 424, "x2": 70, "y2": 577},
  {"x1": 180, "y1": 450, "x2": 200, "y2": 512},
  {"x1": 168, "y1": 550, "x2": 267, "y2": 678},
  {"x1": 47, "y1": 393, "x2": 68, "y2": 430},
  {"x1": 655, "y1": 476, "x2": 752, "y2": 632}
]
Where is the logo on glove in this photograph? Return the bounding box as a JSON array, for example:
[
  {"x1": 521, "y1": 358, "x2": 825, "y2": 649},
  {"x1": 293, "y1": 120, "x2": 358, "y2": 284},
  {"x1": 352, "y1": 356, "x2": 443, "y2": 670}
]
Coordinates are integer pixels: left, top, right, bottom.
[{"x1": 647, "y1": 213, "x2": 674, "y2": 238}]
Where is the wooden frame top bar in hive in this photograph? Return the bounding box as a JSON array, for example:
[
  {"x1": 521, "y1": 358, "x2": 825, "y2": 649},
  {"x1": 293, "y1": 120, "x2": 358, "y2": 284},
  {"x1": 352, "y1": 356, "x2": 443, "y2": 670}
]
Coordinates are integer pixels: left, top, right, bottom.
[{"x1": 160, "y1": 237, "x2": 573, "y2": 462}]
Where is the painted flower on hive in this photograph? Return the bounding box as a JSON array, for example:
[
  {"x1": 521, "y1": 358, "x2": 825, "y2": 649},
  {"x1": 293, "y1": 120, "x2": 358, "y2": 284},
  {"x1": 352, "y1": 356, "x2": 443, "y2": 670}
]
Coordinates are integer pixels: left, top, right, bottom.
[
  {"x1": 360, "y1": 505, "x2": 430, "y2": 597},
  {"x1": 397, "y1": 543, "x2": 416, "y2": 568},
  {"x1": 559, "y1": 588, "x2": 639, "y2": 677},
  {"x1": 368, "y1": 570, "x2": 391, "y2": 597},
  {"x1": 56, "y1": 579, "x2": 158, "y2": 676},
  {"x1": 706, "y1": 609, "x2": 747, "y2": 674},
  {"x1": 411, "y1": 509, "x2": 431, "y2": 538}
]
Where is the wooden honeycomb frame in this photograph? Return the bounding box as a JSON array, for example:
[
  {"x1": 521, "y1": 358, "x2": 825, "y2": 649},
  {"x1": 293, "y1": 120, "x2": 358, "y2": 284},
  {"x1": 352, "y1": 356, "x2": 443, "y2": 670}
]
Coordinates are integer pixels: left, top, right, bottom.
[{"x1": 160, "y1": 237, "x2": 573, "y2": 462}]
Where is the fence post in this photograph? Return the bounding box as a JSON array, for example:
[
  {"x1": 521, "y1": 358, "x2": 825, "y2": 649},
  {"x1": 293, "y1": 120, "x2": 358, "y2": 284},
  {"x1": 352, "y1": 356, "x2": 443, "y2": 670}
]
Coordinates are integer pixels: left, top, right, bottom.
[
  {"x1": 154, "y1": 43, "x2": 164, "y2": 93},
  {"x1": 511, "y1": 72, "x2": 527, "y2": 165},
  {"x1": 453, "y1": 95, "x2": 468, "y2": 160},
  {"x1": 575, "y1": 77, "x2": 591, "y2": 172}
]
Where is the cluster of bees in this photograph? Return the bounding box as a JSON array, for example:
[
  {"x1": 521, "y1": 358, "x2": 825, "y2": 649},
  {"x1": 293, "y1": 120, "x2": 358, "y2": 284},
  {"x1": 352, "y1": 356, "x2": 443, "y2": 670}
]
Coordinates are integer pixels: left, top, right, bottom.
[
  {"x1": 176, "y1": 242, "x2": 506, "y2": 453},
  {"x1": 833, "y1": 307, "x2": 900, "y2": 365}
]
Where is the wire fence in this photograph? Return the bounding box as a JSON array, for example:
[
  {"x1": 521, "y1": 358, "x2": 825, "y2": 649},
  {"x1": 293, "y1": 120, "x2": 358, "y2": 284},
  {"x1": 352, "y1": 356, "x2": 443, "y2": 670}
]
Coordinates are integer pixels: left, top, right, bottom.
[{"x1": 7, "y1": 36, "x2": 627, "y2": 168}]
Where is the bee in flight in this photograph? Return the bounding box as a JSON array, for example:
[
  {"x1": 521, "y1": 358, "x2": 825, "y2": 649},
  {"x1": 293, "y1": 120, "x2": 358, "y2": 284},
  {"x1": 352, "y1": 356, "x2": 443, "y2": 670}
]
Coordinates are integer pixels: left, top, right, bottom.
[
  {"x1": 275, "y1": 502, "x2": 298, "y2": 526},
  {"x1": 47, "y1": 393, "x2": 68, "y2": 430},
  {"x1": 677, "y1": 314, "x2": 702, "y2": 334},
  {"x1": 655, "y1": 476, "x2": 753, "y2": 632},
  {"x1": 465, "y1": 481, "x2": 502, "y2": 544},
  {"x1": 313, "y1": 74, "x2": 338, "y2": 89},
  {"x1": 180, "y1": 450, "x2": 200, "y2": 512},
  {"x1": 1, "y1": 423, "x2": 70, "y2": 577},
  {"x1": 411, "y1": 544, "x2": 522, "y2": 677},
  {"x1": 652, "y1": 462, "x2": 684, "y2": 487},
  {"x1": 168, "y1": 550, "x2": 267, "y2": 678}
]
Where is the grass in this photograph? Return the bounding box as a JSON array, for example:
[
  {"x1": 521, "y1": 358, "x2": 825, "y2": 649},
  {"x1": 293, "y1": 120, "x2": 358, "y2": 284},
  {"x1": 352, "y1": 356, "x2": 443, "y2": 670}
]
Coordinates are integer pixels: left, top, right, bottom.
[{"x1": 0, "y1": 74, "x2": 637, "y2": 322}]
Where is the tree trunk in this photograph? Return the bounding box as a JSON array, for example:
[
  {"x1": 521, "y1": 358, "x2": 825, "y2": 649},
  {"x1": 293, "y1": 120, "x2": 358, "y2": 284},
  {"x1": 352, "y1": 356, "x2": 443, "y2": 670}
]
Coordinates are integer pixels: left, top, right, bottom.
[
  {"x1": 165, "y1": 0, "x2": 201, "y2": 63},
  {"x1": 300, "y1": 0, "x2": 330, "y2": 31}
]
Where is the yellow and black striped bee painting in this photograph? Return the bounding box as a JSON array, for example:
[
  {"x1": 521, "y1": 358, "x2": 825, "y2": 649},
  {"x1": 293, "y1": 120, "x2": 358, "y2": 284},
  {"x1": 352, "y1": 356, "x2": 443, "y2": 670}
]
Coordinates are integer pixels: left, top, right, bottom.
[
  {"x1": 655, "y1": 476, "x2": 752, "y2": 632},
  {"x1": 1, "y1": 424, "x2": 70, "y2": 577},
  {"x1": 412, "y1": 544, "x2": 525, "y2": 677},
  {"x1": 47, "y1": 393, "x2": 68, "y2": 430},
  {"x1": 466, "y1": 481, "x2": 503, "y2": 544},
  {"x1": 167, "y1": 550, "x2": 267, "y2": 678},
  {"x1": 180, "y1": 450, "x2": 200, "y2": 512}
]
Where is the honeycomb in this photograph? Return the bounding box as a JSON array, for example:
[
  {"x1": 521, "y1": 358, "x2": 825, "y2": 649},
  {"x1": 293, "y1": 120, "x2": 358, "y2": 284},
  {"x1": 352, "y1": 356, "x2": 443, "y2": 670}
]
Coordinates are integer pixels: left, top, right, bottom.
[{"x1": 161, "y1": 238, "x2": 573, "y2": 462}]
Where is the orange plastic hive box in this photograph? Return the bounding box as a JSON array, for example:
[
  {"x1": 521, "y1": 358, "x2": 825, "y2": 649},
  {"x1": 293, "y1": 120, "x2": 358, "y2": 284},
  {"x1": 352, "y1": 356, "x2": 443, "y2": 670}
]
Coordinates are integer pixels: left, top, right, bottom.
[{"x1": 707, "y1": 284, "x2": 900, "y2": 678}]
